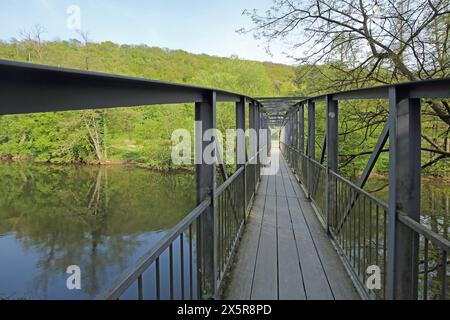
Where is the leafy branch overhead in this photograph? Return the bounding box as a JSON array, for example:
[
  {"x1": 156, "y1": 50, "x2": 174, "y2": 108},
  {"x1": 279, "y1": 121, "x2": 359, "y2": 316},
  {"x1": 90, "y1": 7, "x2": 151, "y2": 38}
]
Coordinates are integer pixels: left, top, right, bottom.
[{"x1": 243, "y1": 0, "x2": 450, "y2": 173}]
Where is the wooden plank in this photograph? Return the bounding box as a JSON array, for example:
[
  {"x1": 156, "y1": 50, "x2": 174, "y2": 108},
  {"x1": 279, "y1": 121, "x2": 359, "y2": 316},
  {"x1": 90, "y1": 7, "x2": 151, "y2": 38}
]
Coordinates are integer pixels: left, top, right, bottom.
[
  {"x1": 224, "y1": 181, "x2": 266, "y2": 299},
  {"x1": 251, "y1": 195, "x2": 278, "y2": 300},
  {"x1": 285, "y1": 165, "x2": 360, "y2": 300},
  {"x1": 286, "y1": 196, "x2": 334, "y2": 300},
  {"x1": 277, "y1": 195, "x2": 307, "y2": 299},
  {"x1": 275, "y1": 172, "x2": 286, "y2": 197},
  {"x1": 266, "y1": 173, "x2": 277, "y2": 196},
  {"x1": 281, "y1": 162, "x2": 297, "y2": 198},
  {"x1": 258, "y1": 174, "x2": 269, "y2": 196},
  {"x1": 297, "y1": 193, "x2": 360, "y2": 300},
  {"x1": 285, "y1": 160, "x2": 309, "y2": 200},
  {"x1": 226, "y1": 151, "x2": 359, "y2": 301}
]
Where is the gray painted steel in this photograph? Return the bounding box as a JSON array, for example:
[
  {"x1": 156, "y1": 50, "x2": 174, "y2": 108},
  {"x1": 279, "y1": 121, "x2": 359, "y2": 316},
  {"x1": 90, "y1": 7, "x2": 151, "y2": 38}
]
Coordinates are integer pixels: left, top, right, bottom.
[
  {"x1": 195, "y1": 92, "x2": 217, "y2": 299},
  {"x1": 387, "y1": 88, "x2": 421, "y2": 300},
  {"x1": 2, "y1": 59, "x2": 449, "y2": 300}
]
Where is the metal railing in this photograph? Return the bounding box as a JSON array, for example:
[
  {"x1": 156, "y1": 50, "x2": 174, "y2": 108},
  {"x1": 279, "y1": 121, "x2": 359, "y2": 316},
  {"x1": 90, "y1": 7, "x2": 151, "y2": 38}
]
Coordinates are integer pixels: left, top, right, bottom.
[
  {"x1": 0, "y1": 60, "x2": 270, "y2": 300},
  {"x1": 398, "y1": 212, "x2": 449, "y2": 300},
  {"x1": 95, "y1": 198, "x2": 209, "y2": 300},
  {"x1": 216, "y1": 166, "x2": 246, "y2": 287},
  {"x1": 281, "y1": 141, "x2": 449, "y2": 300},
  {"x1": 329, "y1": 171, "x2": 389, "y2": 300},
  {"x1": 245, "y1": 163, "x2": 256, "y2": 209},
  {"x1": 96, "y1": 150, "x2": 264, "y2": 300},
  {"x1": 281, "y1": 143, "x2": 326, "y2": 222},
  {"x1": 278, "y1": 76, "x2": 450, "y2": 300},
  {"x1": 2, "y1": 59, "x2": 448, "y2": 300},
  {"x1": 308, "y1": 158, "x2": 327, "y2": 222}
]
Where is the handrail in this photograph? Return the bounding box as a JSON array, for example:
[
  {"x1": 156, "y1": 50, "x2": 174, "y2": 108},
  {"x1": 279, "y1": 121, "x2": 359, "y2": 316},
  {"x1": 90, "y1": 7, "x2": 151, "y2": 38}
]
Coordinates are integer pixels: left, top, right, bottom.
[
  {"x1": 5, "y1": 58, "x2": 450, "y2": 300},
  {"x1": 0, "y1": 59, "x2": 261, "y2": 115},
  {"x1": 398, "y1": 211, "x2": 450, "y2": 253},
  {"x1": 0, "y1": 59, "x2": 269, "y2": 301},
  {"x1": 281, "y1": 140, "x2": 449, "y2": 300},
  {"x1": 97, "y1": 145, "x2": 267, "y2": 300},
  {"x1": 216, "y1": 146, "x2": 267, "y2": 195},
  {"x1": 216, "y1": 166, "x2": 245, "y2": 195},
  {"x1": 95, "y1": 197, "x2": 211, "y2": 300},
  {"x1": 277, "y1": 77, "x2": 450, "y2": 126},
  {"x1": 284, "y1": 143, "x2": 325, "y2": 168},
  {"x1": 329, "y1": 171, "x2": 389, "y2": 210},
  {"x1": 3, "y1": 59, "x2": 449, "y2": 119}
]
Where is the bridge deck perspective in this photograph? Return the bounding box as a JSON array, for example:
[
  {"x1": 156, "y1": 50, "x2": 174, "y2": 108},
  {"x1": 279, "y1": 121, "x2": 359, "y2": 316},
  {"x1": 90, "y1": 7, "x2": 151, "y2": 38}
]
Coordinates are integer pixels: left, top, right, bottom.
[{"x1": 225, "y1": 149, "x2": 360, "y2": 300}]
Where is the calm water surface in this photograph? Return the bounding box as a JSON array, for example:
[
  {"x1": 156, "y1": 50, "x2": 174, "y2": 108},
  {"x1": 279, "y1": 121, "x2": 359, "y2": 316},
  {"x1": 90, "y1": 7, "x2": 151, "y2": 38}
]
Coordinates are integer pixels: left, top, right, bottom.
[
  {"x1": 364, "y1": 177, "x2": 450, "y2": 240},
  {"x1": 0, "y1": 162, "x2": 195, "y2": 300},
  {"x1": 0, "y1": 161, "x2": 449, "y2": 299}
]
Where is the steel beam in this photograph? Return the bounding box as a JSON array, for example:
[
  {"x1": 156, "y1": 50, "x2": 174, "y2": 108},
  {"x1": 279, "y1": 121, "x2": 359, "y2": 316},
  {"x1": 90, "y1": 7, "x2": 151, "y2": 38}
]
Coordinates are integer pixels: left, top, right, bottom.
[
  {"x1": 256, "y1": 103, "x2": 261, "y2": 157},
  {"x1": 299, "y1": 104, "x2": 305, "y2": 154},
  {"x1": 0, "y1": 60, "x2": 241, "y2": 115},
  {"x1": 292, "y1": 113, "x2": 295, "y2": 146},
  {"x1": 386, "y1": 87, "x2": 421, "y2": 300},
  {"x1": 307, "y1": 100, "x2": 316, "y2": 198},
  {"x1": 325, "y1": 96, "x2": 339, "y2": 173},
  {"x1": 359, "y1": 122, "x2": 389, "y2": 187},
  {"x1": 326, "y1": 95, "x2": 338, "y2": 233},
  {"x1": 293, "y1": 108, "x2": 298, "y2": 151},
  {"x1": 249, "y1": 101, "x2": 256, "y2": 160},
  {"x1": 320, "y1": 137, "x2": 327, "y2": 165},
  {"x1": 336, "y1": 121, "x2": 390, "y2": 233},
  {"x1": 195, "y1": 91, "x2": 217, "y2": 299},
  {"x1": 236, "y1": 97, "x2": 246, "y2": 167},
  {"x1": 249, "y1": 101, "x2": 258, "y2": 193}
]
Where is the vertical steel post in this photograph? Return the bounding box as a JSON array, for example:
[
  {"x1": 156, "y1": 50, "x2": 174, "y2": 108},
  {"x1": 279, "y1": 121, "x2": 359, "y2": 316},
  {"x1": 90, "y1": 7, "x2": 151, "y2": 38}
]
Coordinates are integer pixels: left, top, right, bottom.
[
  {"x1": 299, "y1": 103, "x2": 305, "y2": 154},
  {"x1": 326, "y1": 95, "x2": 338, "y2": 234},
  {"x1": 249, "y1": 101, "x2": 257, "y2": 194},
  {"x1": 289, "y1": 113, "x2": 293, "y2": 147},
  {"x1": 290, "y1": 111, "x2": 293, "y2": 165},
  {"x1": 307, "y1": 100, "x2": 316, "y2": 199},
  {"x1": 236, "y1": 97, "x2": 246, "y2": 168},
  {"x1": 249, "y1": 101, "x2": 255, "y2": 158},
  {"x1": 286, "y1": 114, "x2": 289, "y2": 147},
  {"x1": 236, "y1": 96, "x2": 246, "y2": 219},
  {"x1": 256, "y1": 103, "x2": 261, "y2": 180},
  {"x1": 195, "y1": 91, "x2": 217, "y2": 299},
  {"x1": 285, "y1": 119, "x2": 288, "y2": 146},
  {"x1": 292, "y1": 108, "x2": 298, "y2": 152},
  {"x1": 261, "y1": 117, "x2": 266, "y2": 150},
  {"x1": 386, "y1": 86, "x2": 421, "y2": 300},
  {"x1": 258, "y1": 104, "x2": 262, "y2": 181}
]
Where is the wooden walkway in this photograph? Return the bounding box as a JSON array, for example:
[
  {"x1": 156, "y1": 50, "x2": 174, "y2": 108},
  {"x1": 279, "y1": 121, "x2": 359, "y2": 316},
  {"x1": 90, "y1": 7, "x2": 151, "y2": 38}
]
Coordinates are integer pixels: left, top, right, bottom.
[{"x1": 224, "y1": 149, "x2": 360, "y2": 300}]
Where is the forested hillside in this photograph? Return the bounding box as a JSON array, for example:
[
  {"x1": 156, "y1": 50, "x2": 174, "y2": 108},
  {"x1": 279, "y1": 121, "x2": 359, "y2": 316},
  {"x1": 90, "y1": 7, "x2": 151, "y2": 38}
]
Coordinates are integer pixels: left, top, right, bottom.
[
  {"x1": 0, "y1": 39, "x2": 448, "y2": 177},
  {"x1": 0, "y1": 40, "x2": 296, "y2": 169}
]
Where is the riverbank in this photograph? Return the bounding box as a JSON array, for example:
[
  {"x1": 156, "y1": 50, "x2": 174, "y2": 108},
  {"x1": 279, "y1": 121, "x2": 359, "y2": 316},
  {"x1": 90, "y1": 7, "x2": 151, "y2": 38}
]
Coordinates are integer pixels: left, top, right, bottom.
[
  {"x1": 1, "y1": 156, "x2": 449, "y2": 182},
  {"x1": 353, "y1": 171, "x2": 450, "y2": 185},
  {"x1": 0, "y1": 156, "x2": 195, "y2": 174}
]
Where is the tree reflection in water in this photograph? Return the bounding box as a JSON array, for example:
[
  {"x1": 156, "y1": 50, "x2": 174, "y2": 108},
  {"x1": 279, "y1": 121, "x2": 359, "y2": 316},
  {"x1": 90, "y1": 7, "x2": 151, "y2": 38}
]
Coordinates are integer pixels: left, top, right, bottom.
[
  {"x1": 365, "y1": 177, "x2": 449, "y2": 299},
  {"x1": 0, "y1": 162, "x2": 195, "y2": 299}
]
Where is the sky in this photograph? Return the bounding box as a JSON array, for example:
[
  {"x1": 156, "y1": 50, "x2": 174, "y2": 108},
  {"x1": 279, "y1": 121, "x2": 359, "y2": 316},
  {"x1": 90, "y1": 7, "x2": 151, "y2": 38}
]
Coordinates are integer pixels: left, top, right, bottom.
[{"x1": 0, "y1": 0, "x2": 297, "y2": 64}]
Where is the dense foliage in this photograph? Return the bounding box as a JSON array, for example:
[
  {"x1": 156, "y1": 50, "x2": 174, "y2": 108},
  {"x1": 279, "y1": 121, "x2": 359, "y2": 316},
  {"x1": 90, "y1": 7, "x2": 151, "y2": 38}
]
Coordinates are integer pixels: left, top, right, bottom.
[
  {"x1": 0, "y1": 40, "x2": 296, "y2": 170},
  {"x1": 244, "y1": 0, "x2": 450, "y2": 179},
  {"x1": 0, "y1": 38, "x2": 448, "y2": 177}
]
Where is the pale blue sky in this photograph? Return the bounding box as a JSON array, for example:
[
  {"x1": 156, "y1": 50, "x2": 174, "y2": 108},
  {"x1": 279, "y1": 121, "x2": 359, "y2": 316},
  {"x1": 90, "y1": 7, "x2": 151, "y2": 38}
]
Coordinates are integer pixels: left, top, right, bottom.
[{"x1": 0, "y1": 0, "x2": 296, "y2": 64}]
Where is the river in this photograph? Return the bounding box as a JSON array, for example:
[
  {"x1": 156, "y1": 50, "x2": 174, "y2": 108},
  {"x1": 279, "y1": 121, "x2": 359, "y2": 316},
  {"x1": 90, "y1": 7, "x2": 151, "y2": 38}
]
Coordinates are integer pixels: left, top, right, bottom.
[
  {"x1": 0, "y1": 162, "x2": 195, "y2": 299},
  {"x1": 0, "y1": 162, "x2": 448, "y2": 299}
]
